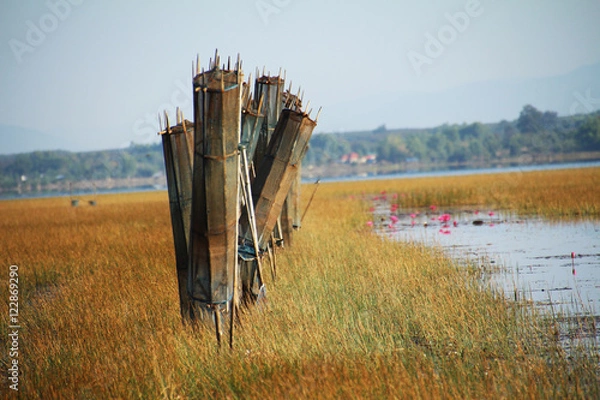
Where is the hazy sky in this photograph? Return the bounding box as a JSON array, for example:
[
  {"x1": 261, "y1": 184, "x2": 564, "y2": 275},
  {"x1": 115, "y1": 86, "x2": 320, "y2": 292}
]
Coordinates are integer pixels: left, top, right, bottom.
[{"x1": 1, "y1": 0, "x2": 600, "y2": 151}]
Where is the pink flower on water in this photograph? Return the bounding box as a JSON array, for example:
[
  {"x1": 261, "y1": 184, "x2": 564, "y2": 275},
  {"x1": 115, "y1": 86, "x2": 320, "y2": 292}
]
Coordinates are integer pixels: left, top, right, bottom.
[
  {"x1": 390, "y1": 215, "x2": 399, "y2": 224},
  {"x1": 390, "y1": 204, "x2": 398, "y2": 212},
  {"x1": 437, "y1": 213, "x2": 451, "y2": 223},
  {"x1": 488, "y1": 211, "x2": 495, "y2": 217},
  {"x1": 429, "y1": 205, "x2": 437, "y2": 212},
  {"x1": 410, "y1": 213, "x2": 416, "y2": 219},
  {"x1": 439, "y1": 228, "x2": 451, "y2": 235},
  {"x1": 369, "y1": 207, "x2": 375, "y2": 213},
  {"x1": 453, "y1": 220, "x2": 458, "y2": 227},
  {"x1": 366, "y1": 220, "x2": 374, "y2": 227},
  {"x1": 474, "y1": 210, "x2": 479, "y2": 215}
]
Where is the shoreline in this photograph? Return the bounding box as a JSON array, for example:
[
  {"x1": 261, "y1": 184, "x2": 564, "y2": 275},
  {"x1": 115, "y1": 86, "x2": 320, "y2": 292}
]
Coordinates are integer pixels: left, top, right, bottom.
[{"x1": 3, "y1": 159, "x2": 600, "y2": 201}]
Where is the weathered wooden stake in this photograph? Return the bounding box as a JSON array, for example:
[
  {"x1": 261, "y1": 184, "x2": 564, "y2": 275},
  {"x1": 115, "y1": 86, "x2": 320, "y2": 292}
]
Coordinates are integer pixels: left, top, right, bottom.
[
  {"x1": 279, "y1": 89, "x2": 305, "y2": 247},
  {"x1": 159, "y1": 115, "x2": 195, "y2": 321},
  {"x1": 252, "y1": 75, "x2": 284, "y2": 171},
  {"x1": 248, "y1": 109, "x2": 317, "y2": 250},
  {"x1": 241, "y1": 88, "x2": 265, "y2": 166},
  {"x1": 189, "y1": 60, "x2": 242, "y2": 306}
]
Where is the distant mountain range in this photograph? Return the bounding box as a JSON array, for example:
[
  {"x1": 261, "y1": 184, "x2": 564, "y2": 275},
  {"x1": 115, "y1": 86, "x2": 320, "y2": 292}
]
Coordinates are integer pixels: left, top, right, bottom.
[{"x1": 2, "y1": 62, "x2": 599, "y2": 155}]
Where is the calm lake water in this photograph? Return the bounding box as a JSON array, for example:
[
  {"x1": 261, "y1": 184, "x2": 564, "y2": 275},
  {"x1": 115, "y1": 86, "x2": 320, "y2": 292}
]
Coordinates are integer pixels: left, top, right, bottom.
[
  {"x1": 314, "y1": 160, "x2": 600, "y2": 184},
  {"x1": 371, "y1": 202, "x2": 600, "y2": 347}
]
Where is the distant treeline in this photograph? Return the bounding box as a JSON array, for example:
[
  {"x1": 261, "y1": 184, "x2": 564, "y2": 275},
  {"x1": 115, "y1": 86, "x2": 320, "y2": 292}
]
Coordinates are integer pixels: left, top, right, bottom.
[
  {"x1": 1, "y1": 105, "x2": 599, "y2": 190},
  {"x1": 0, "y1": 144, "x2": 164, "y2": 190},
  {"x1": 304, "y1": 105, "x2": 600, "y2": 166}
]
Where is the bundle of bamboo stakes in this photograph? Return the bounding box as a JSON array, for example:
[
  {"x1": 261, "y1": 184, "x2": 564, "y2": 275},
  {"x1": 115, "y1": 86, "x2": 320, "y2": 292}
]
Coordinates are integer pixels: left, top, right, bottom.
[{"x1": 158, "y1": 51, "x2": 319, "y2": 346}]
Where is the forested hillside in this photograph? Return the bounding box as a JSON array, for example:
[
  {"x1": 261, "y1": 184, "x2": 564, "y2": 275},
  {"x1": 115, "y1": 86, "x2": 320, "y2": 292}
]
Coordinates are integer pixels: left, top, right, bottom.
[
  {"x1": 304, "y1": 105, "x2": 600, "y2": 166},
  {"x1": 1, "y1": 105, "x2": 599, "y2": 195},
  {"x1": 0, "y1": 144, "x2": 164, "y2": 193}
]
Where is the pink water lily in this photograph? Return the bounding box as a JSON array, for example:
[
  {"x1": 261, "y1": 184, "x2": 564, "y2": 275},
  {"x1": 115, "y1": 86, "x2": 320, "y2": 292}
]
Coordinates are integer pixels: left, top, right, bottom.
[
  {"x1": 438, "y1": 213, "x2": 451, "y2": 223},
  {"x1": 366, "y1": 221, "x2": 373, "y2": 227},
  {"x1": 390, "y1": 215, "x2": 399, "y2": 224}
]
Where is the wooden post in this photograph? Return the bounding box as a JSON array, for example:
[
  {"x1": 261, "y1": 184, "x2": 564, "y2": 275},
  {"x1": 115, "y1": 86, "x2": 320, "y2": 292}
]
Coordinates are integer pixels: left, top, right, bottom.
[
  {"x1": 279, "y1": 89, "x2": 305, "y2": 247},
  {"x1": 159, "y1": 115, "x2": 195, "y2": 321},
  {"x1": 241, "y1": 83, "x2": 265, "y2": 164},
  {"x1": 291, "y1": 159, "x2": 303, "y2": 229},
  {"x1": 280, "y1": 169, "x2": 298, "y2": 247},
  {"x1": 252, "y1": 74, "x2": 284, "y2": 170},
  {"x1": 189, "y1": 56, "x2": 242, "y2": 306},
  {"x1": 248, "y1": 109, "x2": 316, "y2": 250}
]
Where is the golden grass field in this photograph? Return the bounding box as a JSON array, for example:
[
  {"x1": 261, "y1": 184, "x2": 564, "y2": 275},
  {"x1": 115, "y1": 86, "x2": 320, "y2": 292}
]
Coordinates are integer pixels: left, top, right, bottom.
[{"x1": 1, "y1": 167, "x2": 599, "y2": 399}]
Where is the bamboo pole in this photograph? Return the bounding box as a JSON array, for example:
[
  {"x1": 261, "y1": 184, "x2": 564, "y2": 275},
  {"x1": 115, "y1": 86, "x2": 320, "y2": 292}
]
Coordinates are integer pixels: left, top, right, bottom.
[
  {"x1": 302, "y1": 178, "x2": 321, "y2": 223},
  {"x1": 238, "y1": 145, "x2": 267, "y2": 303},
  {"x1": 214, "y1": 306, "x2": 222, "y2": 346}
]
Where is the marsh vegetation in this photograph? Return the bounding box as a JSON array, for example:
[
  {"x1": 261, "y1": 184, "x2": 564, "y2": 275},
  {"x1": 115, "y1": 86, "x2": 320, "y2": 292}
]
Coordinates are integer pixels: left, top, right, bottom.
[{"x1": 1, "y1": 168, "x2": 598, "y2": 398}]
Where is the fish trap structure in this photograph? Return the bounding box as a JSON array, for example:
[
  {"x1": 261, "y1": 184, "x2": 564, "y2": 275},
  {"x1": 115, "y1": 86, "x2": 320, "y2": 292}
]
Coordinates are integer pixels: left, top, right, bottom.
[{"x1": 158, "y1": 51, "x2": 320, "y2": 346}]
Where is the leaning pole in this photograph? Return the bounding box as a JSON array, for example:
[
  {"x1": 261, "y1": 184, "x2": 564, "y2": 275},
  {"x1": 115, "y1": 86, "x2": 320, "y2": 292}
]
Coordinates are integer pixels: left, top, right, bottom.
[{"x1": 249, "y1": 108, "x2": 317, "y2": 250}]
